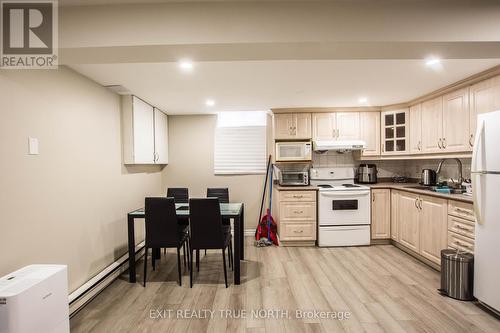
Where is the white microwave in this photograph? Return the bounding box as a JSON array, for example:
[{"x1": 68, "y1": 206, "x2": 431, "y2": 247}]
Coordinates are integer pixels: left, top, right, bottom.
[{"x1": 276, "y1": 141, "x2": 312, "y2": 161}]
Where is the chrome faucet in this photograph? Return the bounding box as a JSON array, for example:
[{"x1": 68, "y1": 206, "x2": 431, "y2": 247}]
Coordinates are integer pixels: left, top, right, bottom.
[{"x1": 436, "y1": 158, "x2": 463, "y2": 187}]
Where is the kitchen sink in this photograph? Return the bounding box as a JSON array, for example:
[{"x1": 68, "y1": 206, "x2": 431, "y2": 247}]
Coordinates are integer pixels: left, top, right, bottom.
[{"x1": 404, "y1": 185, "x2": 466, "y2": 194}]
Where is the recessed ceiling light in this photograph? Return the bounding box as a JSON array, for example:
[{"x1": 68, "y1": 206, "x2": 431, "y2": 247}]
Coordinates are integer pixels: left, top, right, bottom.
[
  {"x1": 205, "y1": 99, "x2": 215, "y2": 107},
  {"x1": 178, "y1": 60, "x2": 193, "y2": 71},
  {"x1": 425, "y1": 57, "x2": 441, "y2": 66},
  {"x1": 358, "y1": 97, "x2": 368, "y2": 104}
]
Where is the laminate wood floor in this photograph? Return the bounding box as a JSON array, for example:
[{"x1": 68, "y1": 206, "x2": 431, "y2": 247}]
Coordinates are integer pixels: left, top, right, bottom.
[{"x1": 71, "y1": 238, "x2": 500, "y2": 333}]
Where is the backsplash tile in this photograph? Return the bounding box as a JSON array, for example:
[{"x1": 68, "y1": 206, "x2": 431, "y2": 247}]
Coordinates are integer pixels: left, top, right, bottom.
[{"x1": 311, "y1": 151, "x2": 471, "y2": 182}]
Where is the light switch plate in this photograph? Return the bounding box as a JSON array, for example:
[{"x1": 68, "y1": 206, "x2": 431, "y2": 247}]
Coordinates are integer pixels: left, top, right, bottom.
[{"x1": 28, "y1": 137, "x2": 39, "y2": 155}]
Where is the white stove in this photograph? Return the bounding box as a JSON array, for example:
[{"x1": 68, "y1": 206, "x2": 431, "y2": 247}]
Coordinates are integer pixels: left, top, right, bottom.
[{"x1": 310, "y1": 167, "x2": 371, "y2": 247}]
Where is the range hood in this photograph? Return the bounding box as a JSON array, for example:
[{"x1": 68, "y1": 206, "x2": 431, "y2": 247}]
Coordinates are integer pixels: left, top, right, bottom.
[{"x1": 313, "y1": 140, "x2": 366, "y2": 151}]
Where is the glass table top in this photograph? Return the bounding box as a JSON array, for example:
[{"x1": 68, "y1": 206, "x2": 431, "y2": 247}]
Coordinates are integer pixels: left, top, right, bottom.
[{"x1": 128, "y1": 203, "x2": 243, "y2": 217}]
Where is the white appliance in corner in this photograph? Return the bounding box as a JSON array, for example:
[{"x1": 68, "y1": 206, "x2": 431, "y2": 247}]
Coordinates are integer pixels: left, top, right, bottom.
[
  {"x1": 0, "y1": 265, "x2": 69, "y2": 333},
  {"x1": 472, "y1": 110, "x2": 500, "y2": 314},
  {"x1": 311, "y1": 167, "x2": 371, "y2": 247}
]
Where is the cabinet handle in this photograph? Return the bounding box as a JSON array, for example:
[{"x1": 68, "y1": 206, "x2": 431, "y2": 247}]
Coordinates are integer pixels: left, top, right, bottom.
[
  {"x1": 442, "y1": 138, "x2": 447, "y2": 148},
  {"x1": 293, "y1": 195, "x2": 304, "y2": 198},
  {"x1": 455, "y1": 207, "x2": 471, "y2": 214},
  {"x1": 438, "y1": 138, "x2": 442, "y2": 149},
  {"x1": 418, "y1": 199, "x2": 423, "y2": 210},
  {"x1": 293, "y1": 210, "x2": 304, "y2": 214},
  {"x1": 418, "y1": 141, "x2": 422, "y2": 151},
  {"x1": 454, "y1": 241, "x2": 472, "y2": 249},
  {"x1": 455, "y1": 225, "x2": 472, "y2": 232},
  {"x1": 415, "y1": 198, "x2": 419, "y2": 209},
  {"x1": 469, "y1": 134, "x2": 474, "y2": 147},
  {"x1": 293, "y1": 230, "x2": 304, "y2": 233},
  {"x1": 372, "y1": 195, "x2": 375, "y2": 202}
]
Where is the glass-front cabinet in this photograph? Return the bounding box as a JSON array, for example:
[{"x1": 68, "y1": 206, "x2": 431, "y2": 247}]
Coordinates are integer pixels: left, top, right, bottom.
[{"x1": 381, "y1": 108, "x2": 409, "y2": 155}]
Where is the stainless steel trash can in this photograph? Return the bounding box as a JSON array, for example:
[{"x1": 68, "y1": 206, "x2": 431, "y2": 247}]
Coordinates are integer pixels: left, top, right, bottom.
[{"x1": 439, "y1": 249, "x2": 474, "y2": 301}]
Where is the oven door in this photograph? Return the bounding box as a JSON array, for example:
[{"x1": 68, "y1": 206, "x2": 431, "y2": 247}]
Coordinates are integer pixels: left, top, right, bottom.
[{"x1": 318, "y1": 190, "x2": 371, "y2": 226}]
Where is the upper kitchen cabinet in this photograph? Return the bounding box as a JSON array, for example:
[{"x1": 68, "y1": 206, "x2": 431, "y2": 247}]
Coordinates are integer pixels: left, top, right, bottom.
[
  {"x1": 122, "y1": 95, "x2": 169, "y2": 165},
  {"x1": 360, "y1": 112, "x2": 380, "y2": 156},
  {"x1": 421, "y1": 96, "x2": 443, "y2": 153},
  {"x1": 470, "y1": 75, "x2": 500, "y2": 149},
  {"x1": 312, "y1": 112, "x2": 360, "y2": 141},
  {"x1": 381, "y1": 108, "x2": 409, "y2": 155},
  {"x1": 274, "y1": 113, "x2": 311, "y2": 140},
  {"x1": 409, "y1": 104, "x2": 422, "y2": 154},
  {"x1": 442, "y1": 88, "x2": 470, "y2": 153}
]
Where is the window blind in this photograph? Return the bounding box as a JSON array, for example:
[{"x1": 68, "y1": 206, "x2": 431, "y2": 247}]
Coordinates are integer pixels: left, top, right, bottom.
[{"x1": 214, "y1": 112, "x2": 267, "y2": 175}]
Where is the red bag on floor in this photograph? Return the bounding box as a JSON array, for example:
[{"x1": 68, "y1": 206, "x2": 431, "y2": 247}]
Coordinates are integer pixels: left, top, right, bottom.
[{"x1": 255, "y1": 209, "x2": 279, "y2": 245}]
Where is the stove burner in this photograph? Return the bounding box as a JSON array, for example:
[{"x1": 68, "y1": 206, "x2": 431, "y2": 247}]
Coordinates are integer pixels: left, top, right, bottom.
[
  {"x1": 342, "y1": 184, "x2": 360, "y2": 188},
  {"x1": 317, "y1": 184, "x2": 333, "y2": 188}
]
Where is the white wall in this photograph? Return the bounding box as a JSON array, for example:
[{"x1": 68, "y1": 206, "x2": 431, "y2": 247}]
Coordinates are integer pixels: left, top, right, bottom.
[
  {"x1": 0, "y1": 66, "x2": 163, "y2": 292},
  {"x1": 161, "y1": 115, "x2": 268, "y2": 230}
]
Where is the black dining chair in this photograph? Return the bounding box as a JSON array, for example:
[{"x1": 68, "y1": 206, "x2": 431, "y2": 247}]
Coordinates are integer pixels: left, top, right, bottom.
[
  {"x1": 200, "y1": 188, "x2": 231, "y2": 260},
  {"x1": 189, "y1": 198, "x2": 233, "y2": 288},
  {"x1": 167, "y1": 188, "x2": 189, "y2": 204},
  {"x1": 143, "y1": 197, "x2": 190, "y2": 287}
]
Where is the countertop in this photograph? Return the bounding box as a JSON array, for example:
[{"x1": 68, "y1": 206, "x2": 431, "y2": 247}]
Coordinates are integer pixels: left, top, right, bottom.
[{"x1": 366, "y1": 182, "x2": 473, "y2": 203}]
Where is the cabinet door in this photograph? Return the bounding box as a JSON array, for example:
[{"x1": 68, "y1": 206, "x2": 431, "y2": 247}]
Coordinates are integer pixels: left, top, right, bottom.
[
  {"x1": 360, "y1": 112, "x2": 380, "y2": 156},
  {"x1": 469, "y1": 76, "x2": 500, "y2": 148},
  {"x1": 312, "y1": 113, "x2": 335, "y2": 140},
  {"x1": 419, "y1": 195, "x2": 448, "y2": 264},
  {"x1": 381, "y1": 109, "x2": 408, "y2": 155},
  {"x1": 295, "y1": 113, "x2": 312, "y2": 139},
  {"x1": 336, "y1": 112, "x2": 360, "y2": 140},
  {"x1": 371, "y1": 189, "x2": 391, "y2": 239},
  {"x1": 132, "y1": 96, "x2": 155, "y2": 164},
  {"x1": 421, "y1": 97, "x2": 443, "y2": 153},
  {"x1": 391, "y1": 191, "x2": 399, "y2": 241},
  {"x1": 442, "y1": 88, "x2": 470, "y2": 153},
  {"x1": 409, "y1": 104, "x2": 422, "y2": 154},
  {"x1": 274, "y1": 114, "x2": 295, "y2": 139},
  {"x1": 154, "y1": 108, "x2": 169, "y2": 164},
  {"x1": 398, "y1": 191, "x2": 420, "y2": 253}
]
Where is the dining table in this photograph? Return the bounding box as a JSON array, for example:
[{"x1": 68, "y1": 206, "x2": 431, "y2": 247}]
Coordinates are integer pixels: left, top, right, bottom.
[{"x1": 127, "y1": 202, "x2": 245, "y2": 284}]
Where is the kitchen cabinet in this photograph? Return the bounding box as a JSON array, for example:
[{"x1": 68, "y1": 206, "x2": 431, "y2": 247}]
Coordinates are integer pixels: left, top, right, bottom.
[
  {"x1": 419, "y1": 195, "x2": 448, "y2": 264},
  {"x1": 122, "y1": 95, "x2": 169, "y2": 165},
  {"x1": 312, "y1": 112, "x2": 360, "y2": 141},
  {"x1": 381, "y1": 108, "x2": 409, "y2": 155},
  {"x1": 274, "y1": 113, "x2": 311, "y2": 140},
  {"x1": 371, "y1": 189, "x2": 391, "y2": 239},
  {"x1": 421, "y1": 96, "x2": 443, "y2": 153},
  {"x1": 447, "y1": 200, "x2": 475, "y2": 254},
  {"x1": 409, "y1": 104, "x2": 422, "y2": 154},
  {"x1": 360, "y1": 112, "x2": 380, "y2": 156},
  {"x1": 273, "y1": 189, "x2": 317, "y2": 246},
  {"x1": 397, "y1": 191, "x2": 420, "y2": 252},
  {"x1": 390, "y1": 191, "x2": 399, "y2": 242},
  {"x1": 442, "y1": 88, "x2": 470, "y2": 153},
  {"x1": 469, "y1": 75, "x2": 500, "y2": 149}
]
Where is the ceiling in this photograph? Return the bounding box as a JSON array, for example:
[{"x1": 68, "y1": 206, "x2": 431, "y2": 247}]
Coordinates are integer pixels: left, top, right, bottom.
[{"x1": 71, "y1": 59, "x2": 500, "y2": 114}]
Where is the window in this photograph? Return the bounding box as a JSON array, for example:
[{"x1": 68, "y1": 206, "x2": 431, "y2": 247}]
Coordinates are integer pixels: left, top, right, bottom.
[{"x1": 214, "y1": 111, "x2": 267, "y2": 174}]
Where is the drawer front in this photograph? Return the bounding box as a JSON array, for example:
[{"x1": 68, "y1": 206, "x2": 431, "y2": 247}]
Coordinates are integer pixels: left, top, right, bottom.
[
  {"x1": 448, "y1": 200, "x2": 475, "y2": 222},
  {"x1": 280, "y1": 191, "x2": 316, "y2": 202},
  {"x1": 279, "y1": 202, "x2": 316, "y2": 222},
  {"x1": 280, "y1": 223, "x2": 316, "y2": 240},
  {"x1": 448, "y1": 231, "x2": 474, "y2": 253},
  {"x1": 448, "y1": 215, "x2": 475, "y2": 239}
]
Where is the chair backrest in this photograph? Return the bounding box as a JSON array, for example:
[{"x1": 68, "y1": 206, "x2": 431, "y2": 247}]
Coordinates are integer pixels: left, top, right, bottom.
[
  {"x1": 206, "y1": 187, "x2": 229, "y2": 203},
  {"x1": 189, "y1": 198, "x2": 224, "y2": 250},
  {"x1": 145, "y1": 197, "x2": 180, "y2": 248},
  {"x1": 166, "y1": 188, "x2": 189, "y2": 203}
]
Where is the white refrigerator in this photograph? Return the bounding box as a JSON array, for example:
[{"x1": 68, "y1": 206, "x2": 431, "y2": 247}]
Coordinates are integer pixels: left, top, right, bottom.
[{"x1": 472, "y1": 110, "x2": 500, "y2": 313}]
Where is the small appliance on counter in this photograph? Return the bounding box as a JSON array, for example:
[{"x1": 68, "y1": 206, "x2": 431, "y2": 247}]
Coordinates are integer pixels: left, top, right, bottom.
[
  {"x1": 357, "y1": 164, "x2": 378, "y2": 184},
  {"x1": 278, "y1": 170, "x2": 309, "y2": 186},
  {"x1": 421, "y1": 169, "x2": 437, "y2": 186}
]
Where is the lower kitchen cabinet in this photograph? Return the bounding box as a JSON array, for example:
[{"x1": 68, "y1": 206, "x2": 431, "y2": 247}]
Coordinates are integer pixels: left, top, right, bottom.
[
  {"x1": 397, "y1": 191, "x2": 421, "y2": 253},
  {"x1": 273, "y1": 188, "x2": 317, "y2": 246},
  {"x1": 371, "y1": 189, "x2": 391, "y2": 239},
  {"x1": 447, "y1": 200, "x2": 475, "y2": 253},
  {"x1": 392, "y1": 190, "x2": 456, "y2": 266},
  {"x1": 419, "y1": 195, "x2": 448, "y2": 264}
]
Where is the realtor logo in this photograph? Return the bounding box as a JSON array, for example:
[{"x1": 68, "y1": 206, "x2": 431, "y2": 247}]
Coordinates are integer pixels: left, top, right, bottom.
[{"x1": 1, "y1": 0, "x2": 58, "y2": 68}]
